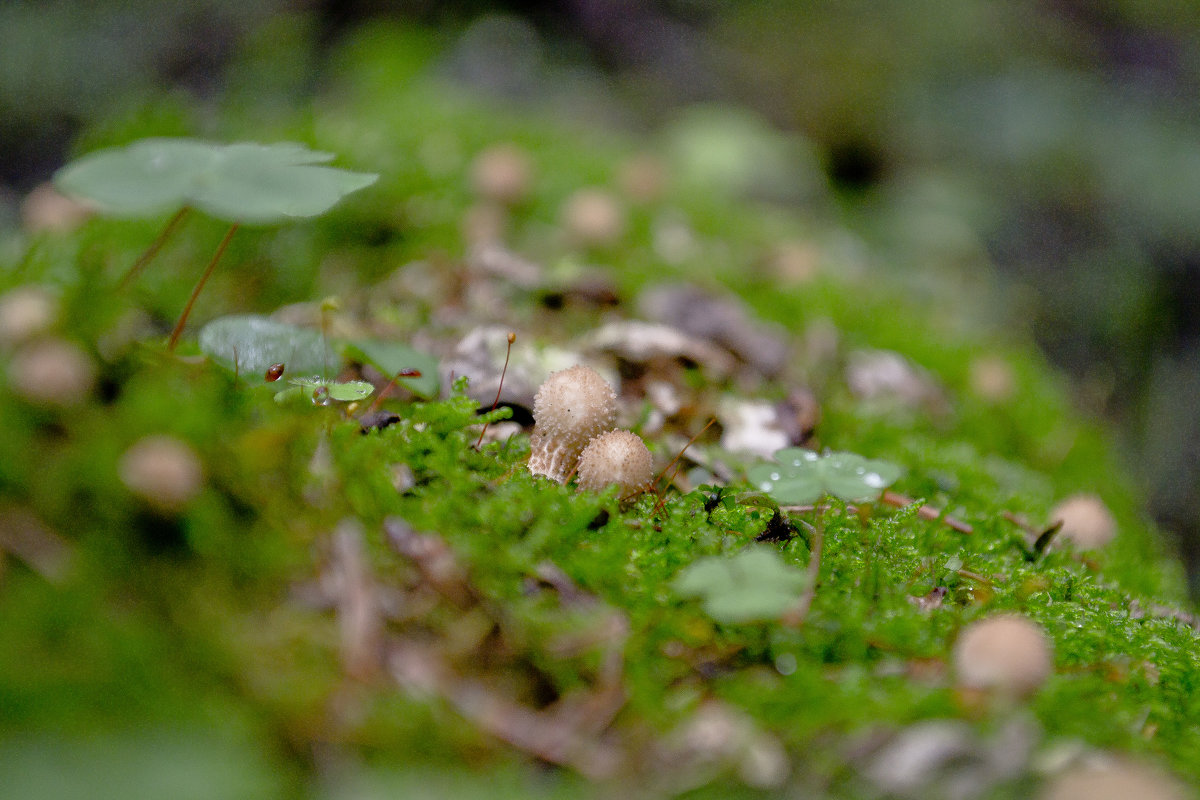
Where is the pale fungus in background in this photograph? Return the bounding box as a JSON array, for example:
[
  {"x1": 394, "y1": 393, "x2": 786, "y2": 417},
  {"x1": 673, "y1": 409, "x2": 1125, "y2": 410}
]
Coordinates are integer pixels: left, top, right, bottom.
[
  {"x1": 1048, "y1": 494, "x2": 1118, "y2": 550},
  {"x1": 561, "y1": 188, "x2": 626, "y2": 247},
  {"x1": 119, "y1": 435, "x2": 204, "y2": 512},
  {"x1": 576, "y1": 429, "x2": 654, "y2": 498},
  {"x1": 616, "y1": 153, "x2": 668, "y2": 204},
  {"x1": 0, "y1": 285, "x2": 58, "y2": 347},
  {"x1": 1039, "y1": 758, "x2": 1187, "y2": 800},
  {"x1": 470, "y1": 143, "x2": 533, "y2": 205},
  {"x1": 7, "y1": 338, "x2": 95, "y2": 406},
  {"x1": 953, "y1": 614, "x2": 1053, "y2": 697},
  {"x1": 20, "y1": 182, "x2": 93, "y2": 234},
  {"x1": 968, "y1": 355, "x2": 1017, "y2": 404},
  {"x1": 527, "y1": 364, "x2": 618, "y2": 484}
]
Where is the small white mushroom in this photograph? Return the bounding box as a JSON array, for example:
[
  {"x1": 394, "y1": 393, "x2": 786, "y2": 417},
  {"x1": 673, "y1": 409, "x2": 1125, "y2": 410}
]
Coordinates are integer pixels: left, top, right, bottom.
[
  {"x1": 1048, "y1": 494, "x2": 1118, "y2": 550},
  {"x1": 470, "y1": 143, "x2": 533, "y2": 205},
  {"x1": 119, "y1": 435, "x2": 204, "y2": 512},
  {"x1": 576, "y1": 429, "x2": 654, "y2": 498},
  {"x1": 953, "y1": 614, "x2": 1052, "y2": 697},
  {"x1": 1040, "y1": 758, "x2": 1187, "y2": 800},
  {"x1": 7, "y1": 338, "x2": 95, "y2": 406},
  {"x1": 562, "y1": 188, "x2": 626, "y2": 247},
  {"x1": 527, "y1": 365, "x2": 617, "y2": 483},
  {"x1": 0, "y1": 285, "x2": 58, "y2": 347}
]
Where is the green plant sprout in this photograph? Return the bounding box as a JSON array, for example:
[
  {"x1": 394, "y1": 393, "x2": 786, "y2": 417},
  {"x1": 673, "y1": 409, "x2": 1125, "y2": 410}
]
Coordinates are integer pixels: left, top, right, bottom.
[
  {"x1": 53, "y1": 138, "x2": 377, "y2": 350},
  {"x1": 747, "y1": 447, "x2": 903, "y2": 506},
  {"x1": 274, "y1": 376, "x2": 375, "y2": 406},
  {"x1": 735, "y1": 448, "x2": 905, "y2": 625},
  {"x1": 673, "y1": 546, "x2": 810, "y2": 624},
  {"x1": 197, "y1": 313, "x2": 437, "y2": 407}
]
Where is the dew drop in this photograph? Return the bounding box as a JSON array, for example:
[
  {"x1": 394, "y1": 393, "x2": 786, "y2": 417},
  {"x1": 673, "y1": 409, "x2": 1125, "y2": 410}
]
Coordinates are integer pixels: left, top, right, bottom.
[
  {"x1": 863, "y1": 472, "x2": 886, "y2": 488},
  {"x1": 312, "y1": 385, "x2": 331, "y2": 406},
  {"x1": 759, "y1": 481, "x2": 774, "y2": 492},
  {"x1": 769, "y1": 471, "x2": 781, "y2": 481}
]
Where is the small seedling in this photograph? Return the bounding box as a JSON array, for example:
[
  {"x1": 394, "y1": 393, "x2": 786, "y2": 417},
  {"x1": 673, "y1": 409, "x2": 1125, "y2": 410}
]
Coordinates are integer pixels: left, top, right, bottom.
[
  {"x1": 53, "y1": 138, "x2": 377, "y2": 350},
  {"x1": 747, "y1": 448, "x2": 902, "y2": 506},
  {"x1": 745, "y1": 447, "x2": 903, "y2": 626},
  {"x1": 274, "y1": 376, "x2": 374, "y2": 406},
  {"x1": 673, "y1": 546, "x2": 810, "y2": 624}
]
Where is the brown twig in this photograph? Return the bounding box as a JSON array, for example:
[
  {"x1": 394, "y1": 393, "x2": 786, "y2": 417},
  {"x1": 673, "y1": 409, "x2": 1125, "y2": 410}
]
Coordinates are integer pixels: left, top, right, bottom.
[
  {"x1": 881, "y1": 490, "x2": 973, "y2": 533},
  {"x1": 652, "y1": 417, "x2": 717, "y2": 514},
  {"x1": 119, "y1": 206, "x2": 190, "y2": 289},
  {"x1": 167, "y1": 222, "x2": 238, "y2": 351}
]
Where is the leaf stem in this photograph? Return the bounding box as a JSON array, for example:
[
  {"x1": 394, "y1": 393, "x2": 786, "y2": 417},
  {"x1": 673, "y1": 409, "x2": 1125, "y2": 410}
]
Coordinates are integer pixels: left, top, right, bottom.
[
  {"x1": 167, "y1": 223, "x2": 238, "y2": 351},
  {"x1": 120, "y1": 206, "x2": 190, "y2": 289},
  {"x1": 784, "y1": 509, "x2": 824, "y2": 627}
]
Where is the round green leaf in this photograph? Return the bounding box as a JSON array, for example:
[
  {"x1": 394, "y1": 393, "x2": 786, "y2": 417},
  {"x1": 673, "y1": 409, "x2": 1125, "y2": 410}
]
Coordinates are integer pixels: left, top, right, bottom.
[
  {"x1": 673, "y1": 547, "x2": 809, "y2": 624},
  {"x1": 748, "y1": 448, "x2": 902, "y2": 504},
  {"x1": 54, "y1": 138, "x2": 215, "y2": 216},
  {"x1": 198, "y1": 314, "x2": 328, "y2": 378},
  {"x1": 343, "y1": 339, "x2": 440, "y2": 398},
  {"x1": 53, "y1": 138, "x2": 377, "y2": 225},
  {"x1": 189, "y1": 143, "x2": 379, "y2": 224}
]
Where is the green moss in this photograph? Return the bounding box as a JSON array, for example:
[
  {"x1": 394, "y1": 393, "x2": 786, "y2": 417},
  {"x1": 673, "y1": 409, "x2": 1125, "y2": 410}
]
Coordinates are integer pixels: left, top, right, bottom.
[{"x1": 0, "y1": 19, "x2": 1197, "y2": 799}]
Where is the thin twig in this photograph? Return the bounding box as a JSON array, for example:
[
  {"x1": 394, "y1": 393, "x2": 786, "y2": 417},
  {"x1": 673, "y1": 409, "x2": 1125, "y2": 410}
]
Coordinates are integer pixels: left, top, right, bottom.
[
  {"x1": 362, "y1": 368, "x2": 423, "y2": 417},
  {"x1": 879, "y1": 490, "x2": 974, "y2": 534},
  {"x1": 475, "y1": 332, "x2": 515, "y2": 449},
  {"x1": 168, "y1": 223, "x2": 238, "y2": 351},
  {"x1": 120, "y1": 206, "x2": 190, "y2": 288},
  {"x1": 652, "y1": 418, "x2": 717, "y2": 514}
]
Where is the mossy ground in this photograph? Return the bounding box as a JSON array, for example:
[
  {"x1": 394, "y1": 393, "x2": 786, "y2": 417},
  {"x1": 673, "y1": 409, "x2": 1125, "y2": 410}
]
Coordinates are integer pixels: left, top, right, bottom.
[{"x1": 1, "y1": 21, "x2": 1197, "y2": 799}]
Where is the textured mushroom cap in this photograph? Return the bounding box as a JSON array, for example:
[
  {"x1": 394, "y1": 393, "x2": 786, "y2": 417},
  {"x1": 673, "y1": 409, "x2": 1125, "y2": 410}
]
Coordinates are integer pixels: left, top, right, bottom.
[
  {"x1": 953, "y1": 614, "x2": 1052, "y2": 696},
  {"x1": 527, "y1": 365, "x2": 617, "y2": 483},
  {"x1": 577, "y1": 430, "x2": 654, "y2": 497},
  {"x1": 1049, "y1": 494, "x2": 1118, "y2": 550}
]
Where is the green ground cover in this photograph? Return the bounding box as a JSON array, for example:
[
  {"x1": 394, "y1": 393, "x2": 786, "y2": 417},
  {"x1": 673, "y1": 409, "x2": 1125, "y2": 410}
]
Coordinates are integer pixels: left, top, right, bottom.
[{"x1": 1, "y1": 21, "x2": 1196, "y2": 799}]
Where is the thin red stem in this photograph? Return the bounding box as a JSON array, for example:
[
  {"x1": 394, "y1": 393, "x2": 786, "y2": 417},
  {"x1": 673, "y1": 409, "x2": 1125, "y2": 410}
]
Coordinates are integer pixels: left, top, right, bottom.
[
  {"x1": 120, "y1": 207, "x2": 190, "y2": 289},
  {"x1": 167, "y1": 223, "x2": 238, "y2": 351},
  {"x1": 475, "y1": 332, "x2": 515, "y2": 449},
  {"x1": 363, "y1": 368, "x2": 423, "y2": 416}
]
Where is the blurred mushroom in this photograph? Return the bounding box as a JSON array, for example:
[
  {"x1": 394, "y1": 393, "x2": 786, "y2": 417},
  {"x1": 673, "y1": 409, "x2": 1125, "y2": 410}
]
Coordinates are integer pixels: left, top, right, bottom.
[{"x1": 1048, "y1": 494, "x2": 1118, "y2": 550}]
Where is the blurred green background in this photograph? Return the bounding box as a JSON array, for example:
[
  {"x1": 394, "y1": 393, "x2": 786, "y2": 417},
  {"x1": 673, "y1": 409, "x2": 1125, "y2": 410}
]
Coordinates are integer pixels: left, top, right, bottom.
[{"x1": 2, "y1": 1, "x2": 1198, "y2": 571}]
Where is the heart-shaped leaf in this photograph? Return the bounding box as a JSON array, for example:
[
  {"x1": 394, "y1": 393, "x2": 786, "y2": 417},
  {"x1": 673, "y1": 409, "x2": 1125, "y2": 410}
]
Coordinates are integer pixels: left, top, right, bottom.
[
  {"x1": 673, "y1": 547, "x2": 809, "y2": 624},
  {"x1": 747, "y1": 448, "x2": 902, "y2": 505},
  {"x1": 197, "y1": 314, "x2": 328, "y2": 378},
  {"x1": 54, "y1": 138, "x2": 377, "y2": 224},
  {"x1": 343, "y1": 339, "x2": 440, "y2": 398}
]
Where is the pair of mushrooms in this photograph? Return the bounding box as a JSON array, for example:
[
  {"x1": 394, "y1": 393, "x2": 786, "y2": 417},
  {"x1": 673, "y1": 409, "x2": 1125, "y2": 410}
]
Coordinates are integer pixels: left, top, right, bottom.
[{"x1": 527, "y1": 364, "x2": 653, "y2": 498}]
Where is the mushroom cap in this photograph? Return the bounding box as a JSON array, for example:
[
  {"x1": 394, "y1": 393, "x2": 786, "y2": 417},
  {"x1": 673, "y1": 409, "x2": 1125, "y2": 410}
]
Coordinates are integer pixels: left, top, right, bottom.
[
  {"x1": 528, "y1": 364, "x2": 617, "y2": 483},
  {"x1": 531, "y1": 364, "x2": 617, "y2": 444},
  {"x1": 577, "y1": 429, "x2": 654, "y2": 497},
  {"x1": 119, "y1": 435, "x2": 204, "y2": 511},
  {"x1": 1048, "y1": 494, "x2": 1118, "y2": 550},
  {"x1": 1039, "y1": 759, "x2": 1187, "y2": 800},
  {"x1": 8, "y1": 338, "x2": 95, "y2": 406},
  {"x1": 953, "y1": 614, "x2": 1052, "y2": 696}
]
